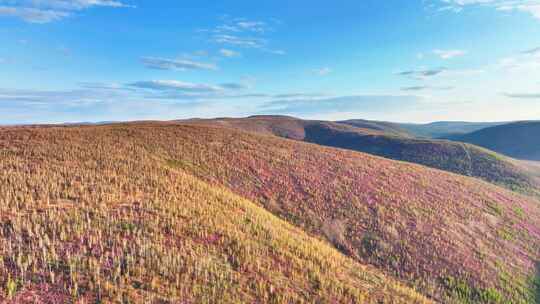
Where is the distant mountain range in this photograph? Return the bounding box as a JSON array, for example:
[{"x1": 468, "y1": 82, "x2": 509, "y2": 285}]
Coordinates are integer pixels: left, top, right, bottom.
[
  {"x1": 396, "y1": 121, "x2": 507, "y2": 138},
  {"x1": 445, "y1": 121, "x2": 540, "y2": 161},
  {"x1": 339, "y1": 120, "x2": 507, "y2": 139}
]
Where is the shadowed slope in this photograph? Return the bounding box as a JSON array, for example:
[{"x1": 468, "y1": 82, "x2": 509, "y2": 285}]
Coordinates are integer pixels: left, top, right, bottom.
[
  {"x1": 337, "y1": 119, "x2": 415, "y2": 137},
  {"x1": 0, "y1": 126, "x2": 428, "y2": 303},
  {"x1": 394, "y1": 121, "x2": 505, "y2": 139},
  {"x1": 447, "y1": 121, "x2": 540, "y2": 161},
  {"x1": 186, "y1": 116, "x2": 540, "y2": 195},
  {"x1": 98, "y1": 123, "x2": 539, "y2": 303}
]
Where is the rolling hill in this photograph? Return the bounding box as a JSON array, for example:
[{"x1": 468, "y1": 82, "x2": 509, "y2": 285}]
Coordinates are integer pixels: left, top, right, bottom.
[
  {"x1": 446, "y1": 121, "x2": 540, "y2": 161},
  {"x1": 395, "y1": 121, "x2": 506, "y2": 139},
  {"x1": 0, "y1": 125, "x2": 428, "y2": 303},
  {"x1": 337, "y1": 119, "x2": 415, "y2": 137},
  {"x1": 19, "y1": 123, "x2": 539, "y2": 303},
  {"x1": 339, "y1": 120, "x2": 505, "y2": 139},
  {"x1": 186, "y1": 116, "x2": 540, "y2": 196},
  {"x1": 1, "y1": 123, "x2": 539, "y2": 303}
]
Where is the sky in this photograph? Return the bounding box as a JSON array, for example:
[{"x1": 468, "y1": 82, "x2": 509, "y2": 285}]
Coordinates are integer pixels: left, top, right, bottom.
[{"x1": 1, "y1": 0, "x2": 540, "y2": 124}]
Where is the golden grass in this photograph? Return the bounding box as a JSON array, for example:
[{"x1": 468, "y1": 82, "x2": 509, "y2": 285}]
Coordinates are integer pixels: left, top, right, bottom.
[{"x1": 0, "y1": 126, "x2": 429, "y2": 303}]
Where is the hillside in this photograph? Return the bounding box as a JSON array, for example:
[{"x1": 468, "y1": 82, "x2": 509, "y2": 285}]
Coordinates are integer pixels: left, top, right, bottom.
[
  {"x1": 340, "y1": 120, "x2": 505, "y2": 139},
  {"x1": 32, "y1": 123, "x2": 540, "y2": 303},
  {"x1": 447, "y1": 121, "x2": 540, "y2": 161},
  {"x1": 0, "y1": 125, "x2": 430, "y2": 303},
  {"x1": 187, "y1": 116, "x2": 540, "y2": 195},
  {"x1": 338, "y1": 119, "x2": 415, "y2": 137},
  {"x1": 395, "y1": 121, "x2": 505, "y2": 139}
]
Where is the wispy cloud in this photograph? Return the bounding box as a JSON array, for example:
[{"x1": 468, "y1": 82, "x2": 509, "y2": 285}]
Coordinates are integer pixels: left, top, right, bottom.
[
  {"x1": 497, "y1": 1, "x2": 540, "y2": 19},
  {"x1": 0, "y1": 87, "x2": 126, "y2": 105},
  {"x1": 213, "y1": 18, "x2": 271, "y2": 34},
  {"x1": 213, "y1": 34, "x2": 266, "y2": 49},
  {"x1": 141, "y1": 57, "x2": 218, "y2": 71},
  {"x1": 523, "y1": 46, "x2": 540, "y2": 54},
  {"x1": 433, "y1": 49, "x2": 467, "y2": 59},
  {"x1": 261, "y1": 95, "x2": 422, "y2": 115},
  {"x1": 396, "y1": 67, "x2": 483, "y2": 80},
  {"x1": 496, "y1": 47, "x2": 540, "y2": 70},
  {"x1": 78, "y1": 82, "x2": 130, "y2": 91},
  {"x1": 0, "y1": 79, "x2": 250, "y2": 113},
  {"x1": 202, "y1": 16, "x2": 284, "y2": 55},
  {"x1": 0, "y1": 86, "x2": 208, "y2": 125},
  {"x1": 397, "y1": 68, "x2": 447, "y2": 79},
  {"x1": 437, "y1": 0, "x2": 540, "y2": 20},
  {"x1": 0, "y1": 0, "x2": 134, "y2": 23},
  {"x1": 401, "y1": 85, "x2": 454, "y2": 91},
  {"x1": 265, "y1": 49, "x2": 286, "y2": 55},
  {"x1": 219, "y1": 82, "x2": 249, "y2": 90},
  {"x1": 219, "y1": 49, "x2": 241, "y2": 58},
  {"x1": 312, "y1": 67, "x2": 332, "y2": 76},
  {"x1": 127, "y1": 80, "x2": 241, "y2": 93},
  {"x1": 503, "y1": 92, "x2": 540, "y2": 99},
  {"x1": 273, "y1": 93, "x2": 327, "y2": 99}
]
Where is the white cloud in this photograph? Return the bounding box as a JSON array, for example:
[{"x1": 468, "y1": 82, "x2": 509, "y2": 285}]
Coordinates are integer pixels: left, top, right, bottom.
[
  {"x1": 0, "y1": 87, "x2": 127, "y2": 105},
  {"x1": 523, "y1": 46, "x2": 540, "y2": 55},
  {"x1": 127, "y1": 80, "x2": 246, "y2": 93},
  {"x1": 0, "y1": 0, "x2": 134, "y2": 23},
  {"x1": 213, "y1": 18, "x2": 270, "y2": 34},
  {"x1": 0, "y1": 6, "x2": 68, "y2": 23},
  {"x1": 397, "y1": 68, "x2": 447, "y2": 79},
  {"x1": 433, "y1": 49, "x2": 467, "y2": 59},
  {"x1": 312, "y1": 67, "x2": 332, "y2": 76},
  {"x1": 204, "y1": 17, "x2": 285, "y2": 55},
  {"x1": 496, "y1": 48, "x2": 540, "y2": 70},
  {"x1": 401, "y1": 85, "x2": 455, "y2": 91},
  {"x1": 141, "y1": 57, "x2": 218, "y2": 71},
  {"x1": 265, "y1": 49, "x2": 286, "y2": 55},
  {"x1": 497, "y1": 2, "x2": 540, "y2": 19},
  {"x1": 78, "y1": 82, "x2": 128, "y2": 90},
  {"x1": 236, "y1": 21, "x2": 267, "y2": 33},
  {"x1": 261, "y1": 95, "x2": 423, "y2": 116},
  {"x1": 219, "y1": 49, "x2": 240, "y2": 57},
  {"x1": 128, "y1": 80, "x2": 224, "y2": 93},
  {"x1": 503, "y1": 92, "x2": 540, "y2": 98},
  {"x1": 213, "y1": 34, "x2": 266, "y2": 48},
  {"x1": 438, "y1": 0, "x2": 540, "y2": 20},
  {"x1": 396, "y1": 67, "x2": 483, "y2": 80}
]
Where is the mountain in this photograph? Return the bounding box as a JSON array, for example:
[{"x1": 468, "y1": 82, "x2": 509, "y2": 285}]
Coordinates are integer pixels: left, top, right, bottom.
[
  {"x1": 446, "y1": 121, "x2": 540, "y2": 161},
  {"x1": 143, "y1": 122, "x2": 538, "y2": 303},
  {"x1": 338, "y1": 119, "x2": 415, "y2": 137},
  {"x1": 395, "y1": 121, "x2": 506, "y2": 139},
  {"x1": 2, "y1": 123, "x2": 539, "y2": 303},
  {"x1": 186, "y1": 116, "x2": 540, "y2": 196},
  {"x1": 0, "y1": 125, "x2": 428, "y2": 303}
]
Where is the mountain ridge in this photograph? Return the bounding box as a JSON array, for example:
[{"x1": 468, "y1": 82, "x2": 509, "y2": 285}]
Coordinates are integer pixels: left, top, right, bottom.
[
  {"x1": 183, "y1": 116, "x2": 540, "y2": 197},
  {"x1": 446, "y1": 121, "x2": 540, "y2": 161}
]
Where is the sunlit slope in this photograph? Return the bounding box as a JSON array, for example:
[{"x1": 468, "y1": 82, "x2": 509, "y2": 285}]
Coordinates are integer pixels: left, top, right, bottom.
[
  {"x1": 0, "y1": 126, "x2": 428, "y2": 303},
  {"x1": 140, "y1": 123, "x2": 538, "y2": 304},
  {"x1": 187, "y1": 116, "x2": 539, "y2": 195}
]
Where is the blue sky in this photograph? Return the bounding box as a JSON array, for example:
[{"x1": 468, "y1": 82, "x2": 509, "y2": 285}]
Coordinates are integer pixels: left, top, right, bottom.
[{"x1": 1, "y1": 0, "x2": 540, "y2": 124}]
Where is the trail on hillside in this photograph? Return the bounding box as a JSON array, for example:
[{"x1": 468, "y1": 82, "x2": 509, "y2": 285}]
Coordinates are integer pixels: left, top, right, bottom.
[{"x1": 460, "y1": 143, "x2": 473, "y2": 176}]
